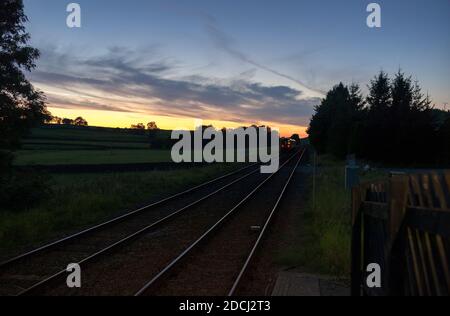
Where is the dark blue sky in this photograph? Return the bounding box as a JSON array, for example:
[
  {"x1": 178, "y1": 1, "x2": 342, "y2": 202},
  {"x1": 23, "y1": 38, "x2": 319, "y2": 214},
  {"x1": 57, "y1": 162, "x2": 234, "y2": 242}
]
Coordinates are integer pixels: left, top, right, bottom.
[{"x1": 22, "y1": 0, "x2": 450, "y2": 133}]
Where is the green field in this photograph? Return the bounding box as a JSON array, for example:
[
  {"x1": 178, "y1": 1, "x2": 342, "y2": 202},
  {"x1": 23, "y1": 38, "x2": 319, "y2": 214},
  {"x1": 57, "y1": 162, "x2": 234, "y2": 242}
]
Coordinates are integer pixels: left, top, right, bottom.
[
  {"x1": 22, "y1": 139, "x2": 151, "y2": 150},
  {"x1": 14, "y1": 149, "x2": 172, "y2": 165},
  {"x1": 15, "y1": 125, "x2": 173, "y2": 165},
  {"x1": 1, "y1": 125, "x2": 246, "y2": 258},
  {"x1": 25, "y1": 125, "x2": 152, "y2": 143},
  {"x1": 1, "y1": 124, "x2": 246, "y2": 258}
]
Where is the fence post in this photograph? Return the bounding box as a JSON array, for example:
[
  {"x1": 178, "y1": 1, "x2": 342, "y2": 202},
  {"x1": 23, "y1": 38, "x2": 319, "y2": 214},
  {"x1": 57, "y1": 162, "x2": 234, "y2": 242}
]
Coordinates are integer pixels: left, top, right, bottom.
[
  {"x1": 351, "y1": 186, "x2": 363, "y2": 296},
  {"x1": 387, "y1": 173, "x2": 409, "y2": 295},
  {"x1": 388, "y1": 173, "x2": 408, "y2": 240}
]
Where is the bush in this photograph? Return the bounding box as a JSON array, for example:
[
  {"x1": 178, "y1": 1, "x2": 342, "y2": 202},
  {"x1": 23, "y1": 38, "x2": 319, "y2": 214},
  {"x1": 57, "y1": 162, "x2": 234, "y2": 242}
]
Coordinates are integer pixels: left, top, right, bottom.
[
  {"x1": 0, "y1": 150, "x2": 14, "y2": 175},
  {"x1": 0, "y1": 171, "x2": 52, "y2": 212}
]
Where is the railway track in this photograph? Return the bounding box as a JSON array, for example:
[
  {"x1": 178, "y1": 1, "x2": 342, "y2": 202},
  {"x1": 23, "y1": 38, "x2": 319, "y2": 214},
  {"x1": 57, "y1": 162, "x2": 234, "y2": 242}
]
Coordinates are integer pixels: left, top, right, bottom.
[
  {"x1": 0, "y1": 150, "x2": 304, "y2": 296},
  {"x1": 0, "y1": 163, "x2": 262, "y2": 296},
  {"x1": 136, "y1": 149, "x2": 305, "y2": 296},
  {"x1": 1, "y1": 163, "x2": 258, "y2": 268}
]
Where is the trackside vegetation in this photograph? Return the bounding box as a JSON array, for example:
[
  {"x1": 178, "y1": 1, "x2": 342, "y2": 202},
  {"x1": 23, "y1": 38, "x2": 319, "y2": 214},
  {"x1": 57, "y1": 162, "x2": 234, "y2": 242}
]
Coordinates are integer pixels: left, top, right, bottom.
[
  {"x1": 277, "y1": 155, "x2": 386, "y2": 278},
  {"x1": 0, "y1": 164, "x2": 239, "y2": 259}
]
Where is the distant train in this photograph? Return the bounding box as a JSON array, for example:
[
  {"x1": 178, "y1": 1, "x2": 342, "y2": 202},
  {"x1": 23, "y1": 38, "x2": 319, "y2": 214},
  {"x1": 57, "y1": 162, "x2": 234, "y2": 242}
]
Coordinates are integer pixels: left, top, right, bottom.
[{"x1": 280, "y1": 138, "x2": 297, "y2": 152}]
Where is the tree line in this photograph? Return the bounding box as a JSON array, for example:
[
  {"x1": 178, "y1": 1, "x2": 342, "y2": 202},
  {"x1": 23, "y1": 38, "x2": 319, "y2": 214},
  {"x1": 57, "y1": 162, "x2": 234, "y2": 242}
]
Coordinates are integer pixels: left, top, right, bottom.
[
  {"x1": 48, "y1": 116, "x2": 88, "y2": 126},
  {"x1": 307, "y1": 70, "x2": 450, "y2": 166},
  {"x1": 131, "y1": 121, "x2": 159, "y2": 131}
]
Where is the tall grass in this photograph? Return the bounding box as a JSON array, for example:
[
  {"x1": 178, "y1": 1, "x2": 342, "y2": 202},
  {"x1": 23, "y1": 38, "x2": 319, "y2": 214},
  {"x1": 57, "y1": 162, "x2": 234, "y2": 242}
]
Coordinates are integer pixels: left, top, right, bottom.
[
  {"x1": 277, "y1": 155, "x2": 387, "y2": 277},
  {"x1": 277, "y1": 157, "x2": 351, "y2": 277},
  {"x1": 306, "y1": 165, "x2": 351, "y2": 276},
  {"x1": 0, "y1": 164, "x2": 237, "y2": 257}
]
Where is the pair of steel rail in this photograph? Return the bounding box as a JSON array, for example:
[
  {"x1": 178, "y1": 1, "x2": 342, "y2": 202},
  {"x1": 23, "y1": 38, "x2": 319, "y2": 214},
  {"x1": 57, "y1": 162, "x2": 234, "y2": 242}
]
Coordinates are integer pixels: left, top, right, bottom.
[
  {"x1": 135, "y1": 149, "x2": 305, "y2": 296},
  {"x1": 0, "y1": 150, "x2": 304, "y2": 296}
]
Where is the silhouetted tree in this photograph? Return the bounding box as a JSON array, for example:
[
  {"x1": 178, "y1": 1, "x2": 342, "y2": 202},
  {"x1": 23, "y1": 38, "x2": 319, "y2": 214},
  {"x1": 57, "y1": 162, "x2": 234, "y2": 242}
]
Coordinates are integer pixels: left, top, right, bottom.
[
  {"x1": 0, "y1": 0, "x2": 49, "y2": 150},
  {"x1": 367, "y1": 71, "x2": 391, "y2": 112},
  {"x1": 364, "y1": 71, "x2": 392, "y2": 160},
  {"x1": 347, "y1": 84, "x2": 367, "y2": 155},
  {"x1": 308, "y1": 70, "x2": 444, "y2": 166},
  {"x1": 388, "y1": 71, "x2": 434, "y2": 163},
  {"x1": 290, "y1": 134, "x2": 301, "y2": 142},
  {"x1": 48, "y1": 115, "x2": 62, "y2": 125},
  {"x1": 409, "y1": 80, "x2": 434, "y2": 163},
  {"x1": 131, "y1": 123, "x2": 145, "y2": 130},
  {"x1": 412, "y1": 80, "x2": 431, "y2": 111},
  {"x1": 62, "y1": 118, "x2": 74, "y2": 125},
  {"x1": 437, "y1": 117, "x2": 450, "y2": 166},
  {"x1": 326, "y1": 84, "x2": 352, "y2": 158},
  {"x1": 147, "y1": 121, "x2": 158, "y2": 130},
  {"x1": 307, "y1": 84, "x2": 341, "y2": 155},
  {"x1": 308, "y1": 71, "x2": 444, "y2": 165},
  {"x1": 308, "y1": 83, "x2": 365, "y2": 158},
  {"x1": 74, "y1": 116, "x2": 88, "y2": 126},
  {"x1": 0, "y1": 0, "x2": 52, "y2": 209},
  {"x1": 130, "y1": 123, "x2": 146, "y2": 135}
]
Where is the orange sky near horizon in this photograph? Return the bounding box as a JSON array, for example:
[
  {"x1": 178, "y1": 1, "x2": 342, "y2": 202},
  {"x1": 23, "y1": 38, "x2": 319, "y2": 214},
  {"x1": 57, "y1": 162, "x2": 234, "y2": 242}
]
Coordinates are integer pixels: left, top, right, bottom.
[{"x1": 48, "y1": 107, "x2": 309, "y2": 138}]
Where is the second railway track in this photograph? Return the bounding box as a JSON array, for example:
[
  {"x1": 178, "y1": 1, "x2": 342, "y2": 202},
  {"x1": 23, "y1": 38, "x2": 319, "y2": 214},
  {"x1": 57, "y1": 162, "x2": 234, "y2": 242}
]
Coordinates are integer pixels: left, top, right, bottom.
[
  {"x1": 0, "y1": 150, "x2": 305, "y2": 296},
  {"x1": 136, "y1": 149, "x2": 306, "y2": 296},
  {"x1": 0, "y1": 163, "x2": 261, "y2": 296}
]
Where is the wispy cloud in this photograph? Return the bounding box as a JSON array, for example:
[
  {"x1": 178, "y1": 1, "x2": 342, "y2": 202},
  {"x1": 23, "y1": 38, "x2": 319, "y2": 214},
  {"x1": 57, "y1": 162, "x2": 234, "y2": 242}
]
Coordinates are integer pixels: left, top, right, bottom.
[
  {"x1": 203, "y1": 15, "x2": 326, "y2": 97},
  {"x1": 30, "y1": 47, "x2": 320, "y2": 126},
  {"x1": 158, "y1": 6, "x2": 325, "y2": 96},
  {"x1": 45, "y1": 95, "x2": 133, "y2": 113}
]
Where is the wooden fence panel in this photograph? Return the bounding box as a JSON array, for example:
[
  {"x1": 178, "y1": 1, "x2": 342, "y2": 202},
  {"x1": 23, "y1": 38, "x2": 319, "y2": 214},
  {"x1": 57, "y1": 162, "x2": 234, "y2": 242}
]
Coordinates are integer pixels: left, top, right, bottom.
[
  {"x1": 431, "y1": 173, "x2": 448, "y2": 209},
  {"x1": 352, "y1": 171, "x2": 450, "y2": 296}
]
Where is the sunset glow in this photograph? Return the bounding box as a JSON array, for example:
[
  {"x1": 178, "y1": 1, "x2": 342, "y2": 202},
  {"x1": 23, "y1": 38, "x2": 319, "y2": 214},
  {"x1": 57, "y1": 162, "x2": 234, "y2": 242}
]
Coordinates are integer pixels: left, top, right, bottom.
[
  {"x1": 23, "y1": 0, "x2": 449, "y2": 139},
  {"x1": 47, "y1": 107, "x2": 308, "y2": 138}
]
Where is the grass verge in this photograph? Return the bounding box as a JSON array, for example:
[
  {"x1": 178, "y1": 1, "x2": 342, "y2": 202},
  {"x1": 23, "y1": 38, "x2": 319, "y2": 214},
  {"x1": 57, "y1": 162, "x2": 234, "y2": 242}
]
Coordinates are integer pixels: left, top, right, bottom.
[{"x1": 277, "y1": 154, "x2": 386, "y2": 278}]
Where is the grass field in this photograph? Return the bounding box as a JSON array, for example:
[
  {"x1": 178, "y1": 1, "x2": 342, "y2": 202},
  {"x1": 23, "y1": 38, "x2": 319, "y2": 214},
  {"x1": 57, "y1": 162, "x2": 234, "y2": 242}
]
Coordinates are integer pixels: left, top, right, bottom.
[
  {"x1": 27, "y1": 125, "x2": 160, "y2": 142},
  {"x1": 14, "y1": 149, "x2": 172, "y2": 165},
  {"x1": 22, "y1": 139, "x2": 151, "y2": 150},
  {"x1": 14, "y1": 125, "x2": 173, "y2": 165},
  {"x1": 1, "y1": 124, "x2": 246, "y2": 258},
  {"x1": 0, "y1": 164, "x2": 240, "y2": 258},
  {"x1": 25, "y1": 125, "x2": 152, "y2": 143}
]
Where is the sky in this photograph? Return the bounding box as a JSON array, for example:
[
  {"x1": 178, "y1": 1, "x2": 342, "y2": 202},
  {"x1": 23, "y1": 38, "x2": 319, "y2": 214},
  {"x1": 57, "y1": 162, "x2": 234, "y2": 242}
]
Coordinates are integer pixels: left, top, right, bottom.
[{"x1": 23, "y1": 0, "x2": 450, "y2": 136}]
